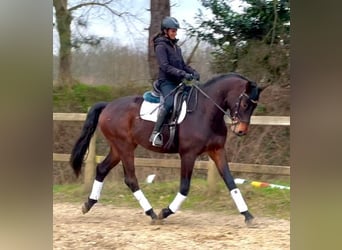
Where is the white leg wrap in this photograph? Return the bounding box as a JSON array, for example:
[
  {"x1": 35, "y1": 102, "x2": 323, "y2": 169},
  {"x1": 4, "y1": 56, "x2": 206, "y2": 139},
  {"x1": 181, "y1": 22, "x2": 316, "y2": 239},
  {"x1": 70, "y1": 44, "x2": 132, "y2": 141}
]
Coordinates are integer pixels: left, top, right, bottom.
[
  {"x1": 169, "y1": 192, "x2": 187, "y2": 213},
  {"x1": 89, "y1": 180, "x2": 103, "y2": 200},
  {"x1": 133, "y1": 190, "x2": 152, "y2": 212},
  {"x1": 230, "y1": 188, "x2": 248, "y2": 213}
]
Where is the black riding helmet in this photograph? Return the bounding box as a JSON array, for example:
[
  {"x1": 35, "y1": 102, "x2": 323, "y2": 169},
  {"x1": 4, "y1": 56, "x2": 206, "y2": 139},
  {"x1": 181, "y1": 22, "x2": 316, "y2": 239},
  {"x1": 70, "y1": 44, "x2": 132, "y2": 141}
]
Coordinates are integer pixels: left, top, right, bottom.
[{"x1": 161, "y1": 16, "x2": 180, "y2": 31}]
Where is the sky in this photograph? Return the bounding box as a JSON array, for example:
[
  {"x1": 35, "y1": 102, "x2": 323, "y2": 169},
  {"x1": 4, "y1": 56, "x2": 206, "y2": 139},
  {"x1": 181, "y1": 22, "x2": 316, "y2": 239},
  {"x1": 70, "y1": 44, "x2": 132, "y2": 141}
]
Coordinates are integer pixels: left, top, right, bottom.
[
  {"x1": 53, "y1": 0, "x2": 246, "y2": 54},
  {"x1": 87, "y1": 0, "x2": 206, "y2": 39}
]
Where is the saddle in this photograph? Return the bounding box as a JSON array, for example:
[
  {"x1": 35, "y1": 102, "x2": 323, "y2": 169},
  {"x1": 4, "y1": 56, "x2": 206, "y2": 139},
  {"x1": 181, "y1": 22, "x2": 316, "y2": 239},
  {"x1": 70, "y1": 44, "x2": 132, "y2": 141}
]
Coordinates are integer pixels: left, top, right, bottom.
[{"x1": 141, "y1": 81, "x2": 194, "y2": 149}]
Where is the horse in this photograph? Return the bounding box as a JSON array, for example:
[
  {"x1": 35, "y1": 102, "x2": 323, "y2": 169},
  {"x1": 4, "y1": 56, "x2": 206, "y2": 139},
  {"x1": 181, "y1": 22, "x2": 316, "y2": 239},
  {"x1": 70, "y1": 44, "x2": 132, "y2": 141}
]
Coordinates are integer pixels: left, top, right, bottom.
[{"x1": 70, "y1": 72, "x2": 266, "y2": 226}]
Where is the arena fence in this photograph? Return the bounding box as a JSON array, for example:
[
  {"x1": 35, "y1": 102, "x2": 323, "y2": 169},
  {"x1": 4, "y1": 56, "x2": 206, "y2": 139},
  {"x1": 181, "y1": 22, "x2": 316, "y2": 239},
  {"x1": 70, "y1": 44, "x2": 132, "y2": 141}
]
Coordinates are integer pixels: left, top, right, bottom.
[{"x1": 53, "y1": 113, "x2": 290, "y2": 192}]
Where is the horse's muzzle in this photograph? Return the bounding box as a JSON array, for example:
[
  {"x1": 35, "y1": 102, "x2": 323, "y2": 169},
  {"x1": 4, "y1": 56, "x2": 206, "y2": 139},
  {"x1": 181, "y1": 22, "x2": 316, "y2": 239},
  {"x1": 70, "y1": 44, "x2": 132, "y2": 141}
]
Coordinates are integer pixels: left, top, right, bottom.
[{"x1": 231, "y1": 121, "x2": 249, "y2": 136}]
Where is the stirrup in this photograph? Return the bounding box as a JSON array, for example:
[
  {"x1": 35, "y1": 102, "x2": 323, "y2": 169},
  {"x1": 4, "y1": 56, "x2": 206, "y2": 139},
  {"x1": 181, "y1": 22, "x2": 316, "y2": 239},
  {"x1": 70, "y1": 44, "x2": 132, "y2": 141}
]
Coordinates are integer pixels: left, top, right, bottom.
[{"x1": 150, "y1": 132, "x2": 163, "y2": 147}]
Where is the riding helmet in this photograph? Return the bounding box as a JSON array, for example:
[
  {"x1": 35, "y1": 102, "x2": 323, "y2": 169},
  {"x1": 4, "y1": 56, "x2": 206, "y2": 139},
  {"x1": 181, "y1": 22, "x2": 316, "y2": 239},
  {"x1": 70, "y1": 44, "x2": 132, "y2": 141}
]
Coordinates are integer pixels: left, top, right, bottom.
[{"x1": 161, "y1": 16, "x2": 180, "y2": 31}]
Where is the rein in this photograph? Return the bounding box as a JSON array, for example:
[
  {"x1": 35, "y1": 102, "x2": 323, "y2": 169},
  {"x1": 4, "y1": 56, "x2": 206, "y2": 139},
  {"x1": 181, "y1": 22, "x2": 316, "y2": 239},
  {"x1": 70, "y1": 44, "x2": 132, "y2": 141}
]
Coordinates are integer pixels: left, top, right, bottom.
[
  {"x1": 192, "y1": 83, "x2": 232, "y2": 119},
  {"x1": 192, "y1": 81, "x2": 258, "y2": 124}
]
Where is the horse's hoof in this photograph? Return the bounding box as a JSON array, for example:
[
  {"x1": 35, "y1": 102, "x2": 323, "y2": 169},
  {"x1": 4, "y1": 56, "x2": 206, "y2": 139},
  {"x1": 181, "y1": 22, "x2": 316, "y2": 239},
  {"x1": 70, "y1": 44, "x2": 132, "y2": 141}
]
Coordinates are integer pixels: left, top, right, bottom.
[
  {"x1": 245, "y1": 216, "x2": 254, "y2": 227},
  {"x1": 158, "y1": 207, "x2": 173, "y2": 220},
  {"x1": 145, "y1": 208, "x2": 158, "y2": 220},
  {"x1": 243, "y1": 211, "x2": 255, "y2": 227},
  {"x1": 82, "y1": 198, "x2": 97, "y2": 214},
  {"x1": 82, "y1": 202, "x2": 90, "y2": 214}
]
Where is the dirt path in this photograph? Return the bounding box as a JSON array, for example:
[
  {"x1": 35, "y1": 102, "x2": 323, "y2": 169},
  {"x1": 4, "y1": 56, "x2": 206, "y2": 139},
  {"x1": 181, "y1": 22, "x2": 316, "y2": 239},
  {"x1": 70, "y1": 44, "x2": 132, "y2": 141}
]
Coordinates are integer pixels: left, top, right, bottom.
[{"x1": 53, "y1": 203, "x2": 289, "y2": 249}]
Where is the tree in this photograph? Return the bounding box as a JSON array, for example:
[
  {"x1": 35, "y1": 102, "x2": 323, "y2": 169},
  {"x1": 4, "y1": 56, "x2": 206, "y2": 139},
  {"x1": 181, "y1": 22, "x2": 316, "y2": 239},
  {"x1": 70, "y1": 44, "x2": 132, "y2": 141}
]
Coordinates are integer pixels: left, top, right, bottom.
[
  {"x1": 53, "y1": 0, "x2": 132, "y2": 86},
  {"x1": 53, "y1": 0, "x2": 73, "y2": 86},
  {"x1": 147, "y1": 0, "x2": 170, "y2": 81},
  {"x1": 187, "y1": 0, "x2": 290, "y2": 84}
]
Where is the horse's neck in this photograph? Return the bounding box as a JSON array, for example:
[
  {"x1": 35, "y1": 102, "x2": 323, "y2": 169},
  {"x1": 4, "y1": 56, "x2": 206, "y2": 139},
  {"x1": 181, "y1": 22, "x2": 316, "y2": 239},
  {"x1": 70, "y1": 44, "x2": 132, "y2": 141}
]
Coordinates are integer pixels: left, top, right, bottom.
[
  {"x1": 198, "y1": 84, "x2": 229, "y2": 119},
  {"x1": 201, "y1": 82, "x2": 230, "y2": 109}
]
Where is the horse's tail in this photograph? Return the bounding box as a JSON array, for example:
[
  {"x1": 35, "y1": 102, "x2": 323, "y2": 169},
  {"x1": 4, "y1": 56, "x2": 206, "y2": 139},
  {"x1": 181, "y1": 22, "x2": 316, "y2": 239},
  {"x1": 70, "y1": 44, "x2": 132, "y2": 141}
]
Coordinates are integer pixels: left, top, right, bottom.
[{"x1": 70, "y1": 102, "x2": 108, "y2": 177}]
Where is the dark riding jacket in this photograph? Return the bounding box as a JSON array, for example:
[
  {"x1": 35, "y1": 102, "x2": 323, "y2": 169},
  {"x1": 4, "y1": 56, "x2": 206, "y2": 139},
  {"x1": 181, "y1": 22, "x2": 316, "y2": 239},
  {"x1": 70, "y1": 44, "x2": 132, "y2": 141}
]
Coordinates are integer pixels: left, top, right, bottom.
[{"x1": 154, "y1": 36, "x2": 197, "y2": 84}]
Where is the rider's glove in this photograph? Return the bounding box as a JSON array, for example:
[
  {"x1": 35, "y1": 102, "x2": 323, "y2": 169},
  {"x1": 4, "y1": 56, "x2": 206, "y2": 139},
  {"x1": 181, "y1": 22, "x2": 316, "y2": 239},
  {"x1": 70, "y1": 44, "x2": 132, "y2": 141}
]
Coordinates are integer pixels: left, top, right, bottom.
[
  {"x1": 184, "y1": 73, "x2": 194, "y2": 81},
  {"x1": 193, "y1": 71, "x2": 200, "y2": 81}
]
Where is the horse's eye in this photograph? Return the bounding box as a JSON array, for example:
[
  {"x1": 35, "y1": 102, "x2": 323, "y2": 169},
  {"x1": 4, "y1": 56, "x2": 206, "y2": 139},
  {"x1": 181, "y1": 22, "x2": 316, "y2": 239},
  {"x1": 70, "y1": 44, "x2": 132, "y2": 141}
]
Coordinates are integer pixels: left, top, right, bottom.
[{"x1": 242, "y1": 103, "x2": 248, "y2": 109}]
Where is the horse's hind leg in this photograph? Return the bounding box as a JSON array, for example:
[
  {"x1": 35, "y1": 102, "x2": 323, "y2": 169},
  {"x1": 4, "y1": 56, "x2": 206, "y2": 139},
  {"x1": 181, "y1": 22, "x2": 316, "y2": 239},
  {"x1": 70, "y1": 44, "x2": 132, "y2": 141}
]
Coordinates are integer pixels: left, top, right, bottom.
[
  {"x1": 82, "y1": 148, "x2": 120, "y2": 214},
  {"x1": 120, "y1": 150, "x2": 158, "y2": 221},
  {"x1": 208, "y1": 149, "x2": 254, "y2": 226}
]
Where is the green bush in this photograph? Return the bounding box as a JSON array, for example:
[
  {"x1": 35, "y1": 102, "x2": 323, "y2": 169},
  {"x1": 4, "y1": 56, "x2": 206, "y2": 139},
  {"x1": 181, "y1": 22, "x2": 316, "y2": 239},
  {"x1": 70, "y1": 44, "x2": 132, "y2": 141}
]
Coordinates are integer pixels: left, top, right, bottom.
[{"x1": 53, "y1": 83, "x2": 151, "y2": 113}]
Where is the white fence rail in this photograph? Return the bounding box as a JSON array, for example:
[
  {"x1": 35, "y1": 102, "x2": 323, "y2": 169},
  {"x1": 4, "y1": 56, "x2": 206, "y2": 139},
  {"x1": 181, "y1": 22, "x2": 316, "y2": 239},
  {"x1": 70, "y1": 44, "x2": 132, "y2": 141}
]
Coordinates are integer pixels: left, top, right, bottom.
[{"x1": 53, "y1": 113, "x2": 290, "y2": 191}]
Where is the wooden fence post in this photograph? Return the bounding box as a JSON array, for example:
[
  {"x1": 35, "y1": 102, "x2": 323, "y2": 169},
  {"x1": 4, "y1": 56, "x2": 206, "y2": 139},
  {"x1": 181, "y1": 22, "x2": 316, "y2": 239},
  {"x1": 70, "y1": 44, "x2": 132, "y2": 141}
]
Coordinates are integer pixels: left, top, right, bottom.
[
  {"x1": 83, "y1": 128, "x2": 97, "y2": 193},
  {"x1": 207, "y1": 159, "x2": 221, "y2": 195}
]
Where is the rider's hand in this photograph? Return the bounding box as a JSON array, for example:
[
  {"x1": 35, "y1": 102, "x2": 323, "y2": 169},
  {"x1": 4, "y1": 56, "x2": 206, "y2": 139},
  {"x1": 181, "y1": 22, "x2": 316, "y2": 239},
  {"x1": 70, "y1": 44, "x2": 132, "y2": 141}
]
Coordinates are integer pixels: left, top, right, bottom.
[
  {"x1": 184, "y1": 73, "x2": 194, "y2": 81},
  {"x1": 193, "y1": 71, "x2": 200, "y2": 81}
]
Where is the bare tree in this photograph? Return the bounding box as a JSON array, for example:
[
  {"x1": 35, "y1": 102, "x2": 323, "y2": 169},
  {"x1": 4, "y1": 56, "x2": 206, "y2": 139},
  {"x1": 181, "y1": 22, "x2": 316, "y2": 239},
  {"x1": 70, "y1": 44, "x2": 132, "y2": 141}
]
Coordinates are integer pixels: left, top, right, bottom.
[
  {"x1": 53, "y1": 0, "x2": 132, "y2": 86},
  {"x1": 147, "y1": 0, "x2": 170, "y2": 82},
  {"x1": 54, "y1": 0, "x2": 73, "y2": 86}
]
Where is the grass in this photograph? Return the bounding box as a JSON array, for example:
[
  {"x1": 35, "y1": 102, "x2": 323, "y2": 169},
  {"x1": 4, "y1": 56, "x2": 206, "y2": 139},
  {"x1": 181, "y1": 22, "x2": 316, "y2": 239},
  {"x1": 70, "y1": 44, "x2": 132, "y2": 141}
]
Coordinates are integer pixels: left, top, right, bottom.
[{"x1": 53, "y1": 178, "x2": 290, "y2": 220}]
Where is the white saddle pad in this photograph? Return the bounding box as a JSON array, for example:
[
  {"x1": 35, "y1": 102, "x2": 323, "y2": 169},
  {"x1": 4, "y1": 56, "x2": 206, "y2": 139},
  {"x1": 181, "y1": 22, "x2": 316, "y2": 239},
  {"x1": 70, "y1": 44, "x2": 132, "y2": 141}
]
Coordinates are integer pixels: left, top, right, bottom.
[{"x1": 139, "y1": 100, "x2": 187, "y2": 124}]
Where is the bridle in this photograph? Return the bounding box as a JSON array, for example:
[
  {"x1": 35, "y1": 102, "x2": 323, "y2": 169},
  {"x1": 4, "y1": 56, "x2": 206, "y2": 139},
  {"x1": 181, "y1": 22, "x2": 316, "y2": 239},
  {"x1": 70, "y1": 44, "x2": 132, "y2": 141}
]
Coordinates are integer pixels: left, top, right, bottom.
[
  {"x1": 231, "y1": 92, "x2": 258, "y2": 124},
  {"x1": 192, "y1": 82, "x2": 258, "y2": 125}
]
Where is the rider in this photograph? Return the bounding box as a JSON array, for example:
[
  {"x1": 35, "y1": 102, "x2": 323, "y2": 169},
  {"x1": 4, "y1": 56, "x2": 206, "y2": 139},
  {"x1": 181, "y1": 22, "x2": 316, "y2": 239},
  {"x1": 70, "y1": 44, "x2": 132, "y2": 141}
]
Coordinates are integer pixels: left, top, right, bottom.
[{"x1": 149, "y1": 16, "x2": 200, "y2": 147}]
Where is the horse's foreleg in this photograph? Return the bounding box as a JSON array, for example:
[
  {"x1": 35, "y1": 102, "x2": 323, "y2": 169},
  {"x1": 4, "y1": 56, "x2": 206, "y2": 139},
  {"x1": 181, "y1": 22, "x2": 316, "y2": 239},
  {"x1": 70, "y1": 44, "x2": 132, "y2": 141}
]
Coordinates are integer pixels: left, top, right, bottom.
[
  {"x1": 122, "y1": 156, "x2": 158, "y2": 221},
  {"x1": 208, "y1": 150, "x2": 254, "y2": 226},
  {"x1": 82, "y1": 150, "x2": 119, "y2": 214},
  {"x1": 158, "y1": 154, "x2": 195, "y2": 220}
]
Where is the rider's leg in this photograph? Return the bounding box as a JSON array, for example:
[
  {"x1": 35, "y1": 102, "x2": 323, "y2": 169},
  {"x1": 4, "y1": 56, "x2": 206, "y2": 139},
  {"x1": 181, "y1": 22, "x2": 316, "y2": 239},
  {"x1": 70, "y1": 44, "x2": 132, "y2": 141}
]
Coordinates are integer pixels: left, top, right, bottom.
[
  {"x1": 149, "y1": 106, "x2": 169, "y2": 146},
  {"x1": 149, "y1": 81, "x2": 176, "y2": 147}
]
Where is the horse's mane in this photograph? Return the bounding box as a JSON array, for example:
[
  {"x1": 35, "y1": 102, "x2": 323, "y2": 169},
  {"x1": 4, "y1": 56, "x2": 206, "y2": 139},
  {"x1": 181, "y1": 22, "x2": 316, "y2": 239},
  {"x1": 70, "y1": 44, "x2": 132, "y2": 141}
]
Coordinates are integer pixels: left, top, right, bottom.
[
  {"x1": 203, "y1": 72, "x2": 253, "y2": 87},
  {"x1": 200, "y1": 72, "x2": 259, "y2": 101}
]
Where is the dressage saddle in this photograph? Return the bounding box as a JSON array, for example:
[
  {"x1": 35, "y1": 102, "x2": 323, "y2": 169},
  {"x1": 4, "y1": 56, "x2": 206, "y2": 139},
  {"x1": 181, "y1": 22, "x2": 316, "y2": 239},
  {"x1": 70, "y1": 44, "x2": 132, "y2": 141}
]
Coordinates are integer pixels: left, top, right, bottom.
[{"x1": 146, "y1": 80, "x2": 192, "y2": 149}]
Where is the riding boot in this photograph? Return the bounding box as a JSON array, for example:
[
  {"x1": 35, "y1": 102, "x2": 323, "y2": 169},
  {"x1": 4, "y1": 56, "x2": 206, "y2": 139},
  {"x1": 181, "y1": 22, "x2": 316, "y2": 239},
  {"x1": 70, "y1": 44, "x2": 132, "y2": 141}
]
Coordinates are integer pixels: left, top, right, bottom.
[{"x1": 149, "y1": 106, "x2": 168, "y2": 147}]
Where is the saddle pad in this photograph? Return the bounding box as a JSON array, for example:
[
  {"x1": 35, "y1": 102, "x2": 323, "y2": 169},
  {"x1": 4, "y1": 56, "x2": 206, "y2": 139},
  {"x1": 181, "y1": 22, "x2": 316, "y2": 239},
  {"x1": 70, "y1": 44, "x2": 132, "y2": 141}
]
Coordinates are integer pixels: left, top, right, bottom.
[
  {"x1": 139, "y1": 100, "x2": 187, "y2": 124},
  {"x1": 143, "y1": 91, "x2": 160, "y2": 103}
]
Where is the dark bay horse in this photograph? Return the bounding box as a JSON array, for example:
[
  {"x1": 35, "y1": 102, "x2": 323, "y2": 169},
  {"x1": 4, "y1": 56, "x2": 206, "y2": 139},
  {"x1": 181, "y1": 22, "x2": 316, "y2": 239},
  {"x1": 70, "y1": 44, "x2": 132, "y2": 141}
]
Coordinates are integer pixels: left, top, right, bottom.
[{"x1": 70, "y1": 73, "x2": 266, "y2": 225}]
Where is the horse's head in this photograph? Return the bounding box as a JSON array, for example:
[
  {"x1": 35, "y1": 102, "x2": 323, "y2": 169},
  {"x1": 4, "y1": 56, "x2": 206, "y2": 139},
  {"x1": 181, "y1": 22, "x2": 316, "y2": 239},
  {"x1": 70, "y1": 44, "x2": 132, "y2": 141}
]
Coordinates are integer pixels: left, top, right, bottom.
[{"x1": 230, "y1": 81, "x2": 268, "y2": 136}]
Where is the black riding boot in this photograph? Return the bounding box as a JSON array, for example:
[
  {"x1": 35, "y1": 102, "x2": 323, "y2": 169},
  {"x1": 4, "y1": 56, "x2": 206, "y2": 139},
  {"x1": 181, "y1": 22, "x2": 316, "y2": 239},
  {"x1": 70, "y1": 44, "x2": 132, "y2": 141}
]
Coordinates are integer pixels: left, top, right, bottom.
[{"x1": 149, "y1": 107, "x2": 168, "y2": 147}]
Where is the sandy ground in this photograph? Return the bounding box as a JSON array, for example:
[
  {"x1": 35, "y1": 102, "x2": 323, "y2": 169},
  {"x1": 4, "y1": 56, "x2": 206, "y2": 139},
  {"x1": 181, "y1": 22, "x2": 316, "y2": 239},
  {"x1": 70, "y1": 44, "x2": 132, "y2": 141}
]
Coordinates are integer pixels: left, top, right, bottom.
[{"x1": 53, "y1": 203, "x2": 290, "y2": 250}]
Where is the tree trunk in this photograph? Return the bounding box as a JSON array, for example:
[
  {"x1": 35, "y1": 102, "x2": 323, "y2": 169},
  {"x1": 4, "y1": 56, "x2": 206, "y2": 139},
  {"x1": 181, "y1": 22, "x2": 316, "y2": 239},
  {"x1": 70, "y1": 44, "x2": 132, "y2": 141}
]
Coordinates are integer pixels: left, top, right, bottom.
[
  {"x1": 148, "y1": 0, "x2": 170, "y2": 82},
  {"x1": 54, "y1": 0, "x2": 74, "y2": 86}
]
